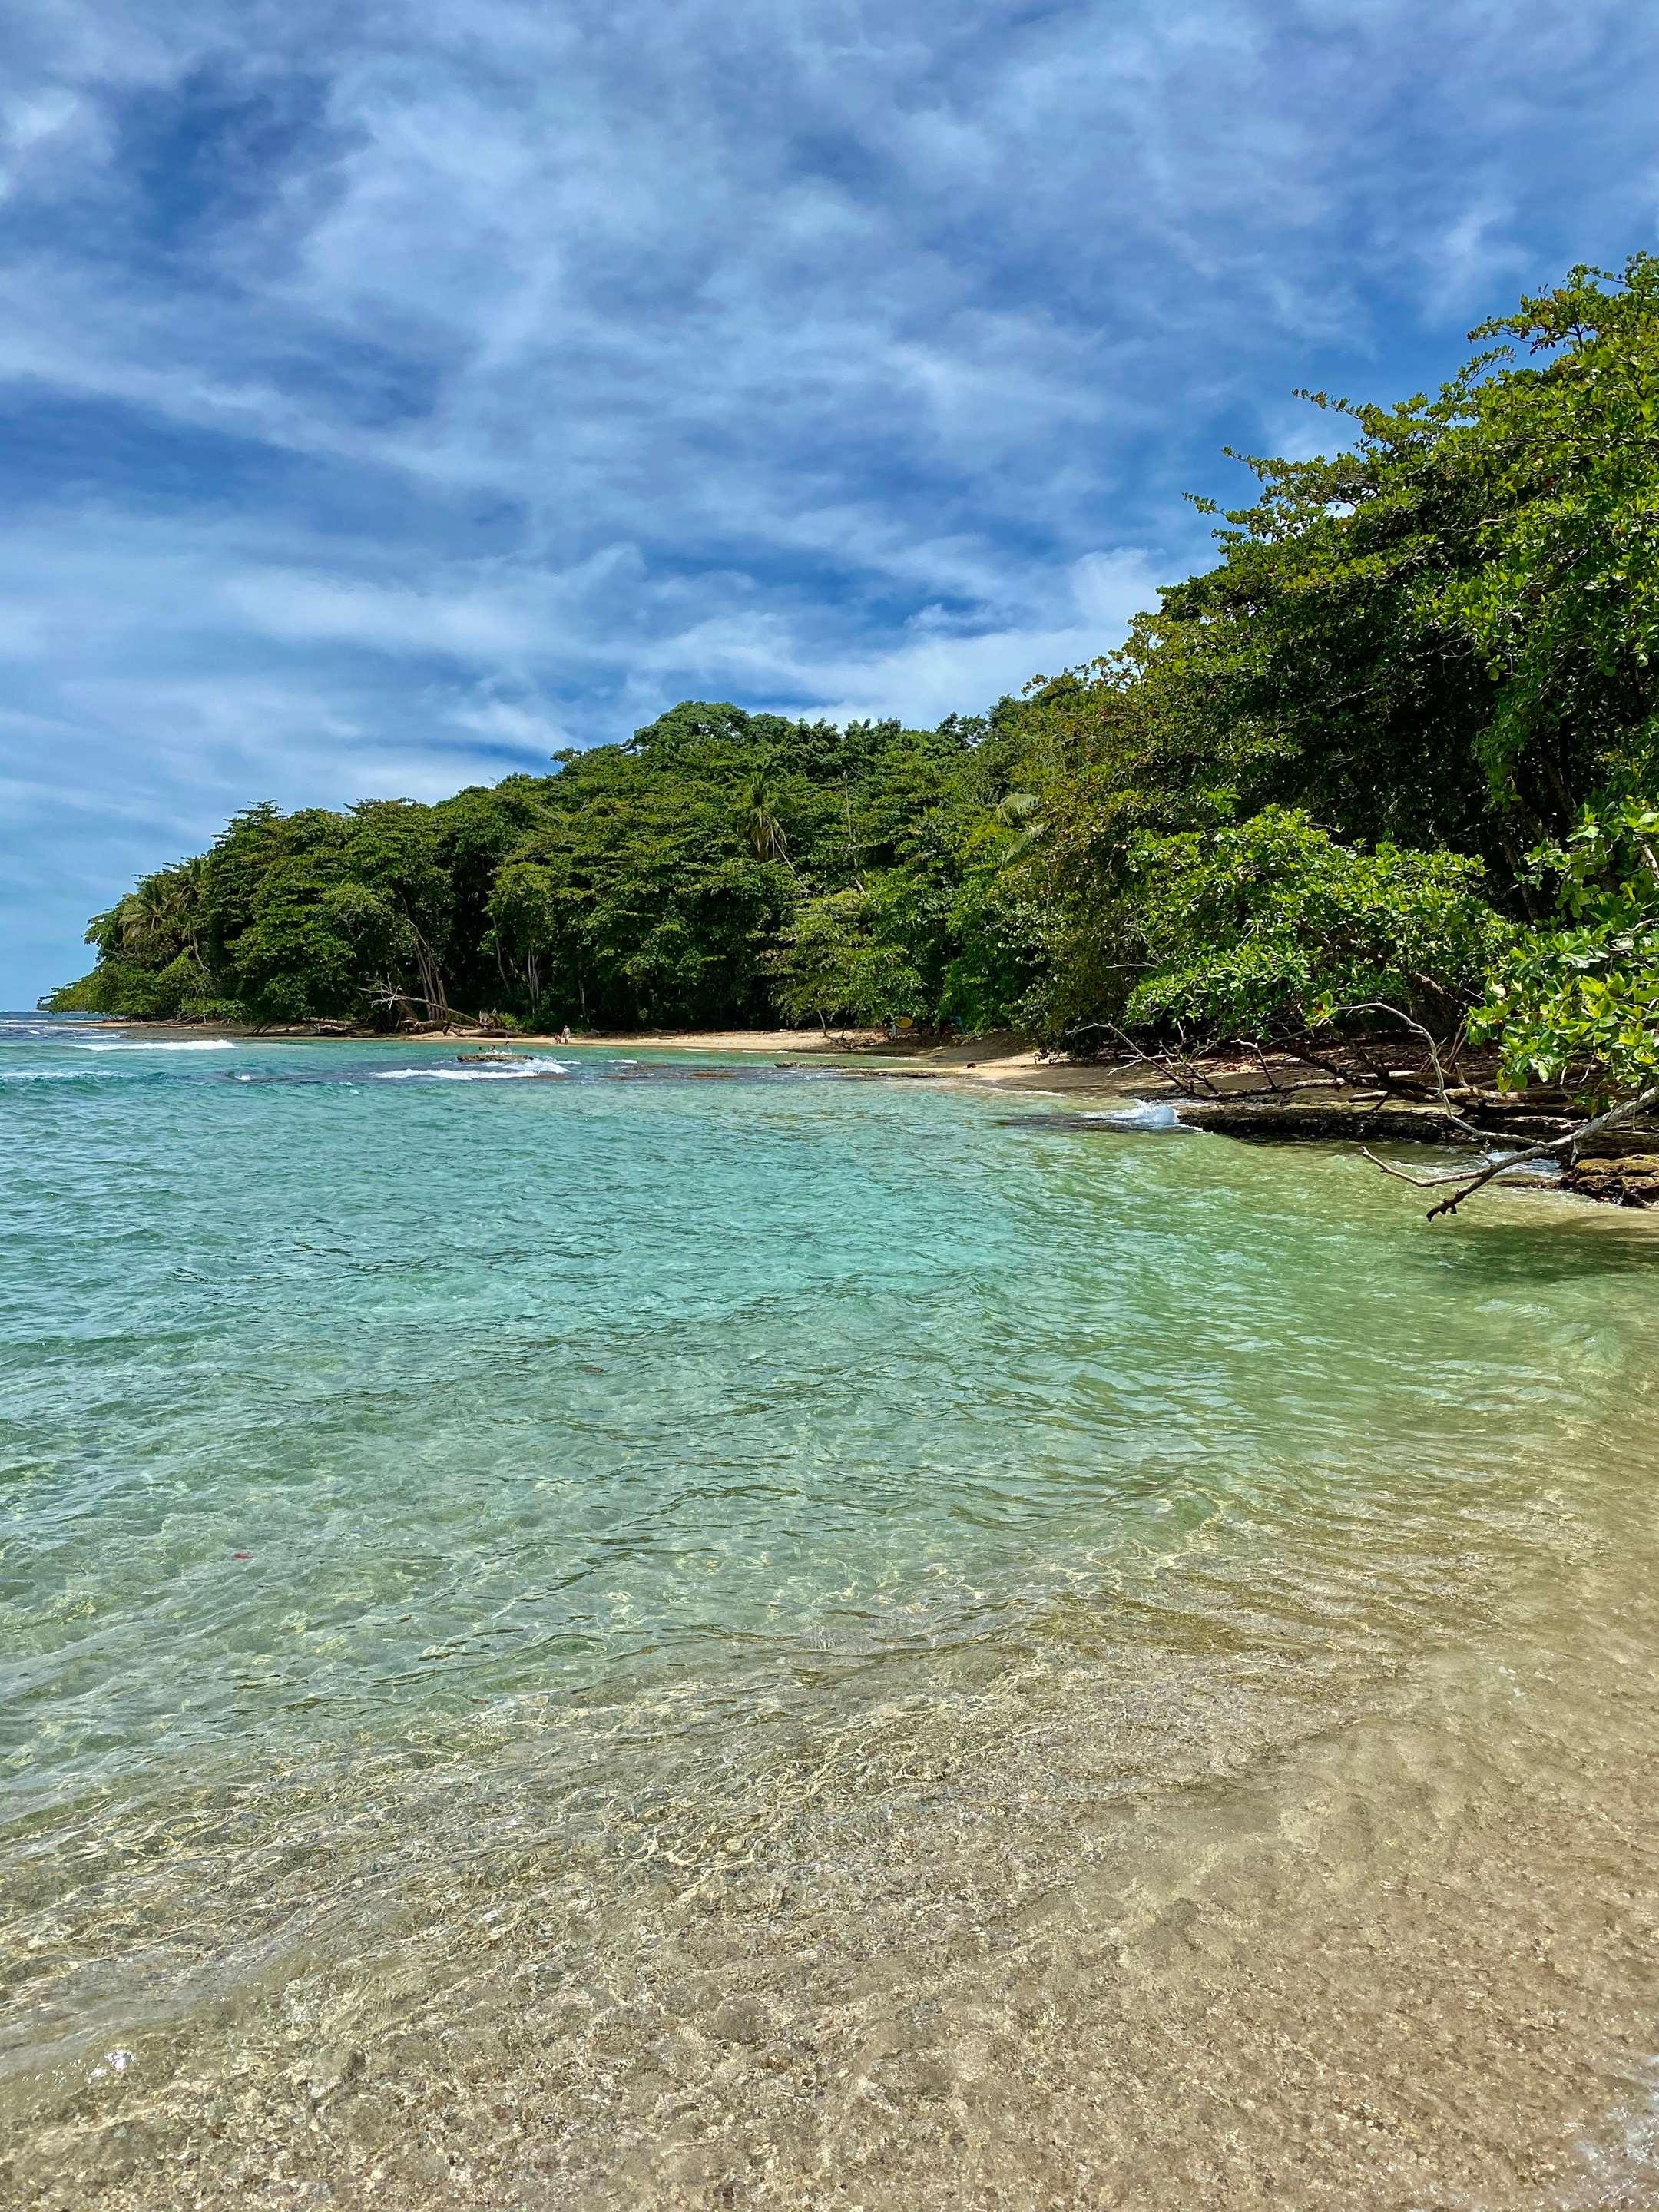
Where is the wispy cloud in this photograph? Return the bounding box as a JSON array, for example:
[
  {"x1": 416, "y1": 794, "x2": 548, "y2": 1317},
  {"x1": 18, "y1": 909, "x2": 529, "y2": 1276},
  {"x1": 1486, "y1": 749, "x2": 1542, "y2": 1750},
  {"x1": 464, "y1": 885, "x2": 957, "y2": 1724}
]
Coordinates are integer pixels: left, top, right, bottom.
[{"x1": 0, "y1": 0, "x2": 1655, "y2": 996}]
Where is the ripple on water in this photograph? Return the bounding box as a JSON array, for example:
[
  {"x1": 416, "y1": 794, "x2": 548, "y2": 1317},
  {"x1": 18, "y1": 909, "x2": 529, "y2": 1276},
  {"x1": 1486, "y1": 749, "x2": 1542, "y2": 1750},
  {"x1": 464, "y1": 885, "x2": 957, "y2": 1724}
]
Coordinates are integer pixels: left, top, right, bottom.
[{"x1": 4, "y1": 1034, "x2": 1659, "y2": 2207}]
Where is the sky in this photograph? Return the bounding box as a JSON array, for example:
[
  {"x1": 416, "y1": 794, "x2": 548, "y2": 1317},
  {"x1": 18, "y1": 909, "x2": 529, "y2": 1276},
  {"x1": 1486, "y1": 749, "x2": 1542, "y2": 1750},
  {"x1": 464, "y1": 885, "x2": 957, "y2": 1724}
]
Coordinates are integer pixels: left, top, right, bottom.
[{"x1": 1, "y1": 1, "x2": 1656, "y2": 1003}]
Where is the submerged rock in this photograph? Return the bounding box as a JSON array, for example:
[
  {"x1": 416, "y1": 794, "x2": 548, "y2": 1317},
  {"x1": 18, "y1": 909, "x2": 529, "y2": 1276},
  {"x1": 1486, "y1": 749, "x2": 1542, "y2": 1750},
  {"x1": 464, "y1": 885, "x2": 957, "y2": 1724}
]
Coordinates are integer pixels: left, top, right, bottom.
[
  {"x1": 304, "y1": 2044, "x2": 365, "y2": 2105},
  {"x1": 704, "y1": 1995, "x2": 773, "y2": 2046}
]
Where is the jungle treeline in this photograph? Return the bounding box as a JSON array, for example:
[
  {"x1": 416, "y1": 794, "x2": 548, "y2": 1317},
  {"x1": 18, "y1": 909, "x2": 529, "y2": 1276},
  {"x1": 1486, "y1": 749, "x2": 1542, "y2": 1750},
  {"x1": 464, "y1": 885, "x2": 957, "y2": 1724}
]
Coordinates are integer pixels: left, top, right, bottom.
[{"x1": 55, "y1": 257, "x2": 1659, "y2": 1114}]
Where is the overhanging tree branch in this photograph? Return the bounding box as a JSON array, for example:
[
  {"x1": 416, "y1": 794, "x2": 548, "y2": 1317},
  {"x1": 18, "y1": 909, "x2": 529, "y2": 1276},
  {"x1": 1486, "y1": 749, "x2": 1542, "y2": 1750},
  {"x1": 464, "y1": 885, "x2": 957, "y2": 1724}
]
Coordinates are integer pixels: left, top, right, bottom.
[{"x1": 1363, "y1": 1080, "x2": 1659, "y2": 1220}]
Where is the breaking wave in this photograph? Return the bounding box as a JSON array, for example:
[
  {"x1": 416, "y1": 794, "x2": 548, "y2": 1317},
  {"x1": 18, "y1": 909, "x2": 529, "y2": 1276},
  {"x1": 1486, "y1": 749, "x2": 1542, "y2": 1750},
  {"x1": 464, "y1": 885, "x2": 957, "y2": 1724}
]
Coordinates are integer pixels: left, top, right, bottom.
[
  {"x1": 374, "y1": 1056, "x2": 570, "y2": 1082},
  {"x1": 68, "y1": 1038, "x2": 237, "y2": 1053},
  {"x1": 1081, "y1": 1098, "x2": 1194, "y2": 1130}
]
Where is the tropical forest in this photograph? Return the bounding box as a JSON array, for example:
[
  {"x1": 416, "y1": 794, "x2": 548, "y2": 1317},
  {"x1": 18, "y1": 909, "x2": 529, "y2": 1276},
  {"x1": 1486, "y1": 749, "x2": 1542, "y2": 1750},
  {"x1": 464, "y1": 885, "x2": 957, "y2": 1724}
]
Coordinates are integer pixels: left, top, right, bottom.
[{"x1": 56, "y1": 257, "x2": 1659, "y2": 1149}]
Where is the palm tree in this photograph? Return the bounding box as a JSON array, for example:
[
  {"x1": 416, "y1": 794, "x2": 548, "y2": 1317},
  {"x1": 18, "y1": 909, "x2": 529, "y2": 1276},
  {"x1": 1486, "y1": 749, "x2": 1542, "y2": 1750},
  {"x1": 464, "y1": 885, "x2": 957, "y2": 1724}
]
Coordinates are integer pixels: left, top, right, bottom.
[
  {"x1": 993, "y1": 791, "x2": 1048, "y2": 862},
  {"x1": 115, "y1": 859, "x2": 210, "y2": 975},
  {"x1": 84, "y1": 899, "x2": 134, "y2": 956},
  {"x1": 739, "y1": 774, "x2": 801, "y2": 879},
  {"x1": 123, "y1": 879, "x2": 179, "y2": 956}
]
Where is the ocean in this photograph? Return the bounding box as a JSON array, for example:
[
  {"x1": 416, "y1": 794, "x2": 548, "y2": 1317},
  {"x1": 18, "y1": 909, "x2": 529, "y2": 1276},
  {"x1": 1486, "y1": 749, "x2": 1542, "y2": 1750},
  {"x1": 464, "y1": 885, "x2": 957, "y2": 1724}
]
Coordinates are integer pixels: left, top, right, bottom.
[{"x1": 5, "y1": 1017, "x2": 1659, "y2": 2207}]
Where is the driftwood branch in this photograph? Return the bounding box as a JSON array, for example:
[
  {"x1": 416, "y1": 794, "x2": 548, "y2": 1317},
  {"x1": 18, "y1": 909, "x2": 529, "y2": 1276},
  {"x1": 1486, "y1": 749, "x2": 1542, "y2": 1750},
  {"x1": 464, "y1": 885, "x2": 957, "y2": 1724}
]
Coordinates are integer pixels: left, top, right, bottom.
[
  {"x1": 1363, "y1": 1081, "x2": 1659, "y2": 1220},
  {"x1": 1326, "y1": 1002, "x2": 1493, "y2": 1144},
  {"x1": 366, "y1": 982, "x2": 496, "y2": 1032},
  {"x1": 1101, "y1": 1023, "x2": 1228, "y2": 1098}
]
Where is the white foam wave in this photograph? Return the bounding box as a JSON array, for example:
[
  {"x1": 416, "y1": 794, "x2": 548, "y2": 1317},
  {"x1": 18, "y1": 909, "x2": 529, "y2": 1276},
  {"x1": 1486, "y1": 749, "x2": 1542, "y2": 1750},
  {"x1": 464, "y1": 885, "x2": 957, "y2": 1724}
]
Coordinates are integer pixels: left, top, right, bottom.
[
  {"x1": 375, "y1": 1057, "x2": 569, "y2": 1083},
  {"x1": 0, "y1": 1068, "x2": 111, "y2": 1081},
  {"x1": 68, "y1": 1038, "x2": 237, "y2": 1052},
  {"x1": 1082, "y1": 1099, "x2": 1192, "y2": 1130},
  {"x1": 1483, "y1": 1150, "x2": 1562, "y2": 1182}
]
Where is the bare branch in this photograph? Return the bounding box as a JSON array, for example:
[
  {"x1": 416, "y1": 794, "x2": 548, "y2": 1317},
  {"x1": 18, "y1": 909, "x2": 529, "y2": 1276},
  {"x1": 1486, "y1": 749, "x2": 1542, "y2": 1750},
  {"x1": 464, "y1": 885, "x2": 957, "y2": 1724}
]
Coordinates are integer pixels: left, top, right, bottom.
[
  {"x1": 1364, "y1": 1080, "x2": 1659, "y2": 1220},
  {"x1": 1101, "y1": 1023, "x2": 1227, "y2": 1098},
  {"x1": 1326, "y1": 1000, "x2": 1492, "y2": 1142}
]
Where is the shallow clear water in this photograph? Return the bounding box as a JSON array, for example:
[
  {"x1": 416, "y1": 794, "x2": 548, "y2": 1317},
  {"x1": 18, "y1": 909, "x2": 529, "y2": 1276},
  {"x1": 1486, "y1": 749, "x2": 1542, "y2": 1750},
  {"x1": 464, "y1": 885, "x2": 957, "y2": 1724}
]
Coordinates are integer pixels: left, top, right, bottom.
[{"x1": 5, "y1": 1017, "x2": 1659, "y2": 2208}]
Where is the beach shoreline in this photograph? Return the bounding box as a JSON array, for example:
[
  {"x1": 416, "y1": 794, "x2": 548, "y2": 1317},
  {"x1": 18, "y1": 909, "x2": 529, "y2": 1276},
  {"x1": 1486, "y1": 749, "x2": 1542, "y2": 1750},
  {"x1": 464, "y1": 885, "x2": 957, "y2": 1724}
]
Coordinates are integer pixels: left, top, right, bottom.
[
  {"x1": 37, "y1": 1012, "x2": 1659, "y2": 1204},
  {"x1": 48, "y1": 1014, "x2": 1165, "y2": 1099},
  {"x1": 36, "y1": 1017, "x2": 1263, "y2": 1103}
]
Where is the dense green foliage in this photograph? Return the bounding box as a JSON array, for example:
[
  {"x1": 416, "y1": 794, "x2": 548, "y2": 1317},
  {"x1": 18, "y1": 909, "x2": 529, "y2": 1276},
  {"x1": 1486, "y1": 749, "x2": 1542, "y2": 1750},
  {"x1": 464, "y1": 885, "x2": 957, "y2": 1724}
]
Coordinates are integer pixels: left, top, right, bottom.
[
  {"x1": 55, "y1": 704, "x2": 1045, "y2": 1031},
  {"x1": 55, "y1": 257, "x2": 1659, "y2": 1111},
  {"x1": 1116, "y1": 810, "x2": 1511, "y2": 1041},
  {"x1": 1470, "y1": 799, "x2": 1659, "y2": 1102}
]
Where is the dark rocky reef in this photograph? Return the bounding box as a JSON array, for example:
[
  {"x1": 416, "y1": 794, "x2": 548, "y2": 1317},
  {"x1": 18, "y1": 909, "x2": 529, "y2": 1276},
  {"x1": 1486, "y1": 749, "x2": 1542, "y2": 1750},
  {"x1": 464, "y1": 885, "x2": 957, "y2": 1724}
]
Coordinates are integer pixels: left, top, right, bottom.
[{"x1": 1560, "y1": 1154, "x2": 1659, "y2": 1207}]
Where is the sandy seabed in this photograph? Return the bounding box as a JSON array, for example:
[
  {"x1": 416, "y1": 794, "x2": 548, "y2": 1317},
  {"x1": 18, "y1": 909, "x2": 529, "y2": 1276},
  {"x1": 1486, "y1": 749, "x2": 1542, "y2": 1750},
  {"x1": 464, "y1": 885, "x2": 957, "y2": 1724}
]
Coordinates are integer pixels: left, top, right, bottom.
[{"x1": 13, "y1": 1457, "x2": 1659, "y2": 2211}]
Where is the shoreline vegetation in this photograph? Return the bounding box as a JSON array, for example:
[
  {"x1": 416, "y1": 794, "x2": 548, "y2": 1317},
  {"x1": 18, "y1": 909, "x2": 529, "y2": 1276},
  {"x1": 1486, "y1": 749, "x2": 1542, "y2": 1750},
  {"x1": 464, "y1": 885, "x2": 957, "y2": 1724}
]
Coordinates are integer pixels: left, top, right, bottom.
[{"x1": 48, "y1": 257, "x2": 1659, "y2": 1213}]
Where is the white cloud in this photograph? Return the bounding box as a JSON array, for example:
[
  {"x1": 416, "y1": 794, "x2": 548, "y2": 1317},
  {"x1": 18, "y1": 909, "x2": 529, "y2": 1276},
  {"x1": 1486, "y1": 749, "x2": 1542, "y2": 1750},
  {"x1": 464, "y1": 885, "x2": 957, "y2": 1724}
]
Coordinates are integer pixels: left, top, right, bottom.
[
  {"x1": 446, "y1": 697, "x2": 569, "y2": 755},
  {"x1": 1421, "y1": 201, "x2": 1530, "y2": 319},
  {"x1": 0, "y1": 0, "x2": 1655, "y2": 997},
  {"x1": 220, "y1": 571, "x2": 543, "y2": 657}
]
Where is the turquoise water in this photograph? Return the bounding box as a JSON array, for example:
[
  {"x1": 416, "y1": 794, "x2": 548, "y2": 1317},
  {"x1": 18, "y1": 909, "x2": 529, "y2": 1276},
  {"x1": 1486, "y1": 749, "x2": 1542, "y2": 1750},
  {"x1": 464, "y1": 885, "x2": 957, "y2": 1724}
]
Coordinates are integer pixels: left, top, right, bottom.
[
  {"x1": 6, "y1": 1025, "x2": 1264, "y2": 1799},
  {"x1": 8, "y1": 1016, "x2": 1659, "y2": 2205},
  {"x1": 5, "y1": 1020, "x2": 1625, "y2": 1804}
]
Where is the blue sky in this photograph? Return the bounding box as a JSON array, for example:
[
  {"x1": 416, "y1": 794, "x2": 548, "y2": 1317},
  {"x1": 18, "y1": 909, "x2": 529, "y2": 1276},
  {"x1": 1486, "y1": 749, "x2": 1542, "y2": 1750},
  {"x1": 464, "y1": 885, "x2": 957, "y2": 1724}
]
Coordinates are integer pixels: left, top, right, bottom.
[{"x1": 2, "y1": 0, "x2": 1655, "y2": 1002}]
